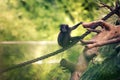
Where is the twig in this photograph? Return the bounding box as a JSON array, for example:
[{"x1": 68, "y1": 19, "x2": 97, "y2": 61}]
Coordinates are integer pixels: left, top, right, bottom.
[{"x1": 100, "y1": 2, "x2": 113, "y2": 11}]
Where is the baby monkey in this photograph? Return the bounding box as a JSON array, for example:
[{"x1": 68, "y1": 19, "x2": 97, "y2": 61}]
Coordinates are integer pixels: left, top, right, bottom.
[{"x1": 58, "y1": 22, "x2": 83, "y2": 47}]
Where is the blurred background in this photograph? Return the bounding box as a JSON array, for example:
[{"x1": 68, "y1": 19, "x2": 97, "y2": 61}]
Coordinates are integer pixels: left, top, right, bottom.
[{"x1": 0, "y1": 0, "x2": 115, "y2": 80}]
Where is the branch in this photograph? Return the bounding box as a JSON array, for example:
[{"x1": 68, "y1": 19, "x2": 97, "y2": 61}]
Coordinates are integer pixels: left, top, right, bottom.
[
  {"x1": 81, "y1": 0, "x2": 120, "y2": 40},
  {"x1": 80, "y1": 9, "x2": 116, "y2": 39},
  {"x1": 115, "y1": 0, "x2": 120, "y2": 9},
  {"x1": 99, "y1": 2, "x2": 113, "y2": 11}
]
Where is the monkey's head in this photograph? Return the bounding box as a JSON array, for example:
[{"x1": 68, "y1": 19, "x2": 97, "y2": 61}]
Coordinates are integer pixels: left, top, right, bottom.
[{"x1": 60, "y1": 24, "x2": 70, "y2": 32}]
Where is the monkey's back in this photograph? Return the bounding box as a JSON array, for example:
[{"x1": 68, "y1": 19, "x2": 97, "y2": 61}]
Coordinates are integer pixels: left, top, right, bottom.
[{"x1": 58, "y1": 32, "x2": 70, "y2": 47}]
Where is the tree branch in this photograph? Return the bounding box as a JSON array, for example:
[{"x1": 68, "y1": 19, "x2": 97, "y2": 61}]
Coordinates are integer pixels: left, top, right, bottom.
[{"x1": 99, "y1": 2, "x2": 113, "y2": 11}]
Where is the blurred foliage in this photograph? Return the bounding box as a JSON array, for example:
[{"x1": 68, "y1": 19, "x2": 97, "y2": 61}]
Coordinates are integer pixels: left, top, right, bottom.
[
  {"x1": 0, "y1": 43, "x2": 82, "y2": 80},
  {"x1": 0, "y1": 0, "x2": 116, "y2": 80},
  {"x1": 0, "y1": 0, "x2": 114, "y2": 41}
]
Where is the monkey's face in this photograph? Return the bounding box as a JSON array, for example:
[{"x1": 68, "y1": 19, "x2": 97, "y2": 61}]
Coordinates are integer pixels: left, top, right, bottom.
[{"x1": 60, "y1": 24, "x2": 70, "y2": 32}]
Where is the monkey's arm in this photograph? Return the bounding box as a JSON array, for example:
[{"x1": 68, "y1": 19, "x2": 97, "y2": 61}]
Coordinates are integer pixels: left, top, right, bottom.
[{"x1": 70, "y1": 22, "x2": 83, "y2": 30}]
